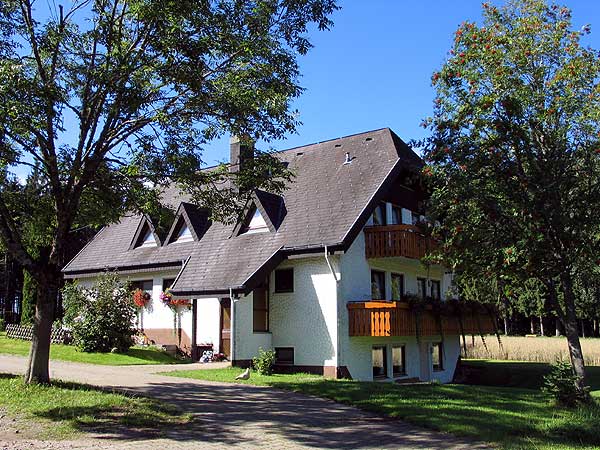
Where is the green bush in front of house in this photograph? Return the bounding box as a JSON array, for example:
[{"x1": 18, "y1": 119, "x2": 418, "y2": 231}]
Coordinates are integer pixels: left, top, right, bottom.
[
  {"x1": 63, "y1": 273, "x2": 135, "y2": 353},
  {"x1": 252, "y1": 347, "x2": 276, "y2": 375}
]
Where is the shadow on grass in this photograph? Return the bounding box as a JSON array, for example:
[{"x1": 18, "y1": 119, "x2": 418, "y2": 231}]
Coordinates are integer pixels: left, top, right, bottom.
[{"x1": 266, "y1": 380, "x2": 600, "y2": 449}]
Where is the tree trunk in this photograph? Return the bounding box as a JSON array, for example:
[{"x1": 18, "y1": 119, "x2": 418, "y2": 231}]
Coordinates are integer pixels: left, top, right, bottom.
[
  {"x1": 504, "y1": 316, "x2": 509, "y2": 335},
  {"x1": 24, "y1": 271, "x2": 58, "y2": 384},
  {"x1": 556, "y1": 317, "x2": 561, "y2": 336},
  {"x1": 594, "y1": 319, "x2": 598, "y2": 338},
  {"x1": 530, "y1": 316, "x2": 535, "y2": 335},
  {"x1": 539, "y1": 315, "x2": 544, "y2": 336},
  {"x1": 581, "y1": 319, "x2": 586, "y2": 338},
  {"x1": 560, "y1": 272, "x2": 588, "y2": 397}
]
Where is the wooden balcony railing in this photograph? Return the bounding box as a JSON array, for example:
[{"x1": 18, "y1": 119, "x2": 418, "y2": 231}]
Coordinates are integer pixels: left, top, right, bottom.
[
  {"x1": 363, "y1": 225, "x2": 435, "y2": 259},
  {"x1": 347, "y1": 300, "x2": 497, "y2": 337}
]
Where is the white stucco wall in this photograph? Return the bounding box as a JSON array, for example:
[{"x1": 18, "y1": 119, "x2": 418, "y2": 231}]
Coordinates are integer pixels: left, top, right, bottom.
[
  {"x1": 267, "y1": 256, "x2": 339, "y2": 367},
  {"x1": 338, "y1": 230, "x2": 461, "y2": 382},
  {"x1": 233, "y1": 291, "x2": 273, "y2": 361}
]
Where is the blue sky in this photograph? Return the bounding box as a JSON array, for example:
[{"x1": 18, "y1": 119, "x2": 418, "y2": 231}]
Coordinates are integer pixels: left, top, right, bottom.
[
  {"x1": 199, "y1": 0, "x2": 600, "y2": 165},
  {"x1": 13, "y1": 1, "x2": 600, "y2": 176}
]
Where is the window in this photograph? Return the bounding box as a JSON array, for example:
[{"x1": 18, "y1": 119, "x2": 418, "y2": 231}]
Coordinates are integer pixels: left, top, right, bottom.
[
  {"x1": 162, "y1": 278, "x2": 175, "y2": 292},
  {"x1": 372, "y1": 346, "x2": 387, "y2": 379},
  {"x1": 371, "y1": 270, "x2": 386, "y2": 300},
  {"x1": 241, "y1": 207, "x2": 268, "y2": 234},
  {"x1": 253, "y1": 284, "x2": 269, "y2": 332},
  {"x1": 275, "y1": 347, "x2": 294, "y2": 365},
  {"x1": 391, "y1": 206, "x2": 403, "y2": 225},
  {"x1": 139, "y1": 225, "x2": 157, "y2": 248},
  {"x1": 432, "y1": 342, "x2": 444, "y2": 371},
  {"x1": 431, "y1": 280, "x2": 441, "y2": 301},
  {"x1": 274, "y1": 269, "x2": 294, "y2": 293},
  {"x1": 411, "y1": 212, "x2": 420, "y2": 226},
  {"x1": 417, "y1": 277, "x2": 427, "y2": 300},
  {"x1": 131, "y1": 279, "x2": 153, "y2": 293},
  {"x1": 391, "y1": 273, "x2": 404, "y2": 301},
  {"x1": 175, "y1": 224, "x2": 193, "y2": 243},
  {"x1": 372, "y1": 202, "x2": 387, "y2": 226},
  {"x1": 392, "y1": 345, "x2": 406, "y2": 377}
]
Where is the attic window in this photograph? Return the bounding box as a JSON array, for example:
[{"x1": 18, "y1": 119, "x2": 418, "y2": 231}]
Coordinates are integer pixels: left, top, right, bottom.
[
  {"x1": 175, "y1": 224, "x2": 193, "y2": 243},
  {"x1": 240, "y1": 207, "x2": 269, "y2": 234},
  {"x1": 138, "y1": 226, "x2": 157, "y2": 248},
  {"x1": 365, "y1": 137, "x2": 373, "y2": 142}
]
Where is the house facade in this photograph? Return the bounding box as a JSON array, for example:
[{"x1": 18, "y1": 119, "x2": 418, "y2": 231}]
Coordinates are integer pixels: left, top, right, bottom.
[{"x1": 63, "y1": 128, "x2": 495, "y2": 382}]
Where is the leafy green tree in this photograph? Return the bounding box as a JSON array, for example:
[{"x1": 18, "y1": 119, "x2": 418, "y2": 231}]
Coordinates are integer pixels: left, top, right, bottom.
[
  {"x1": 421, "y1": 0, "x2": 600, "y2": 397},
  {"x1": 0, "y1": 0, "x2": 337, "y2": 383},
  {"x1": 20, "y1": 270, "x2": 37, "y2": 325},
  {"x1": 63, "y1": 273, "x2": 135, "y2": 353}
]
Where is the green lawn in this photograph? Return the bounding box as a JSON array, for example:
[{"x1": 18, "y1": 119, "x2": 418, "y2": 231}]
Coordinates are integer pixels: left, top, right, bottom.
[
  {"x1": 166, "y1": 366, "x2": 600, "y2": 450},
  {"x1": 0, "y1": 332, "x2": 187, "y2": 365},
  {"x1": 0, "y1": 373, "x2": 189, "y2": 439}
]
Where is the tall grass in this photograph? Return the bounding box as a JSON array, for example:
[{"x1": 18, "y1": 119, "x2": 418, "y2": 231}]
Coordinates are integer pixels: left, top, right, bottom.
[{"x1": 463, "y1": 335, "x2": 600, "y2": 366}]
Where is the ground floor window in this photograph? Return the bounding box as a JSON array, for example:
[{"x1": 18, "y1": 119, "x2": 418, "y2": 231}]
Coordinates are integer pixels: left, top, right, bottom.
[
  {"x1": 132, "y1": 279, "x2": 153, "y2": 293},
  {"x1": 392, "y1": 345, "x2": 406, "y2": 377},
  {"x1": 275, "y1": 347, "x2": 294, "y2": 365},
  {"x1": 432, "y1": 342, "x2": 443, "y2": 371},
  {"x1": 253, "y1": 284, "x2": 269, "y2": 332},
  {"x1": 372, "y1": 346, "x2": 387, "y2": 379}
]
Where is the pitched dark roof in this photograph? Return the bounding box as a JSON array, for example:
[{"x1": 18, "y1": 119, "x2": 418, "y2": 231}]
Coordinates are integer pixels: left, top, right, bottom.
[{"x1": 63, "y1": 128, "x2": 421, "y2": 294}]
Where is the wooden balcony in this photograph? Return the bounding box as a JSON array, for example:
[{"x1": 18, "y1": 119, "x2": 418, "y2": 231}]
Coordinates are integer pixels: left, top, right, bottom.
[
  {"x1": 363, "y1": 225, "x2": 435, "y2": 259},
  {"x1": 347, "y1": 300, "x2": 497, "y2": 337}
]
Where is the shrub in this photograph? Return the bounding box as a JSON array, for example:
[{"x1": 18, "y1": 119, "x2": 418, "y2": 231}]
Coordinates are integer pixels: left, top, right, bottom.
[
  {"x1": 63, "y1": 273, "x2": 136, "y2": 353},
  {"x1": 0, "y1": 318, "x2": 5, "y2": 332},
  {"x1": 542, "y1": 360, "x2": 591, "y2": 407},
  {"x1": 252, "y1": 347, "x2": 276, "y2": 375}
]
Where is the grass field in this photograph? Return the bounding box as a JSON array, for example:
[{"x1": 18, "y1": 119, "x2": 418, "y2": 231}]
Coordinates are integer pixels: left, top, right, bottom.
[
  {"x1": 166, "y1": 366, "x2": 600, "y2": 450},
  {"x1": 465, "y1": 335, "x2": 600, "y2": 365},
  {"x1": 0, "y1": 373, "x2": 188, "y2": 439},
  {"x1": 0, "y1": 332, "x2": 187, "y2": 365}
]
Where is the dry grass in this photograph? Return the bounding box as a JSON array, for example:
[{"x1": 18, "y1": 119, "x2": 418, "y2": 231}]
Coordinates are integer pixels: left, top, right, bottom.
[{"x1": 463, "y1": 335, "x2": 600, "y2": 366}]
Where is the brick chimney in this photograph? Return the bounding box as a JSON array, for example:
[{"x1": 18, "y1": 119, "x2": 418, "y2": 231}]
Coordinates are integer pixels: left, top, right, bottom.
[
  {"x1": 229, "y1": 136, "x2": 254, "y2": 195},
  {"x1": 229, "y1": 136, "x2": 254, "y2": 174}
]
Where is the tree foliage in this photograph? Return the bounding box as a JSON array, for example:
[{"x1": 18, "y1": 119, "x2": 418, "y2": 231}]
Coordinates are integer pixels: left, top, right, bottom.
[
  {"x1": 0, "y1": 0, "x2": 338, "y2": 383},
  {"x1": 420, "y1": 0, "x2": 600, "y2": 395},
  {"x1": 62, "y1": 273, "x2": 135, "y2": 353}
]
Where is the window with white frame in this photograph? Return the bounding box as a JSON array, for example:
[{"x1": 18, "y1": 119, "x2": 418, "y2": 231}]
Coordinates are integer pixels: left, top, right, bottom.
[{"x1": 432, "y1": 342, "x2": 444, "y2": 371}]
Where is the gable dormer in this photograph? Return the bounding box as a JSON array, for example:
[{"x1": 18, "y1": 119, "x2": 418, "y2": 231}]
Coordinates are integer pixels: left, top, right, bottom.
[
  {"x1": 130, "y1": 216, "x2": 161, "y2": 250},
  {"x1": 164, "y1": 202, "x2": 210, "y2": 244},
  {"x1": 234, "y1": 190, "x2": 286, "y2": 236}
]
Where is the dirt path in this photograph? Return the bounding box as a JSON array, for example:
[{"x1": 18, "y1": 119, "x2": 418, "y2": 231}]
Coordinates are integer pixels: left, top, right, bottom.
[{"x1": 0, "y1": 355, "x2": 491, "y2": 449}]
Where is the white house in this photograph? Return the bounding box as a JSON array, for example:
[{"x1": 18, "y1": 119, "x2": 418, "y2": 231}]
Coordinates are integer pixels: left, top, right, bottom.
[{"x1": 63, "y1": 128, "x2": 495, "y2": 382}]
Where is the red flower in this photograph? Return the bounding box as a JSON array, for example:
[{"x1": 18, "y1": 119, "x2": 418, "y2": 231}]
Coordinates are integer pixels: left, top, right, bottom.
[{"x1": 132, "y1": 289, "x2": 150, "y2": 308}]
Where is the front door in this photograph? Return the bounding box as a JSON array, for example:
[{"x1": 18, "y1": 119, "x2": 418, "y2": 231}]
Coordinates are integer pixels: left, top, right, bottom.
[{"x1": 219, "y1": 298, "x2": 231, "y2": 357}]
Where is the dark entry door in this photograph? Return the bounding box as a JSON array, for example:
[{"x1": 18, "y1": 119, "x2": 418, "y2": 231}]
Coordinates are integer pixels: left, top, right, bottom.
[{"x1": 220, "y1": 298, "x2": 231, "y2": 357}]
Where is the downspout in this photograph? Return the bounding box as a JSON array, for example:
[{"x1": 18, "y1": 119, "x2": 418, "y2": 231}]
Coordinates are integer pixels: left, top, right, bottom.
[
  {"x1": 230, "y1": 287, "x2": 236, "y2": 365},
  {"x1": 325, "y1": 245, "x2": 342, "y2": 377}
]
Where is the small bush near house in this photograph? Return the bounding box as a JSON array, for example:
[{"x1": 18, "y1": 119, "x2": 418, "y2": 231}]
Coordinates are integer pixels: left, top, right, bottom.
[
  {"x1": 63, "y1": 273, "x2": 136, "y2": 353},
  {"x1": 542, "y1": 360, "x2": 591, "y2": 407},
  {"x1": 252, "y1": 348, "x2": 276, "y2": 375}
]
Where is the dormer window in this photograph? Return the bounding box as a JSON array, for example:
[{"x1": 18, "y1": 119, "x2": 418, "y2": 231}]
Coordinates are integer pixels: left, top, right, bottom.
[
  {"x1": 175, "y1": 224, "x2": 193, "y2": 243},
  {"x1": 140, "y1": 227, "x2": 157, "y2": 247},
  {"x1": 241, "y1": 207, "x2": 269, "y2": 234},
  {"x1": 130, "y1": 219, "x2": 160, "y2": 250}
]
